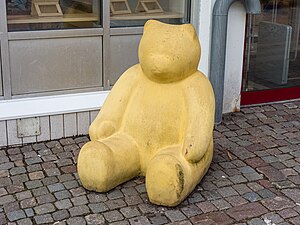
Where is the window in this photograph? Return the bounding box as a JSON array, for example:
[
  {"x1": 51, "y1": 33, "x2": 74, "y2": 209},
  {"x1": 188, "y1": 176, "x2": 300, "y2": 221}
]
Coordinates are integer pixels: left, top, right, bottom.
[
  {"x1": 110, "y1": 0, "x2": 190, "y2": 27},
  {"x1": 6, "y1": 0, "x2": 101, "y2": 31},
  {"x1": 243, "y1": 0, "x2": 300, "y2": 91}
]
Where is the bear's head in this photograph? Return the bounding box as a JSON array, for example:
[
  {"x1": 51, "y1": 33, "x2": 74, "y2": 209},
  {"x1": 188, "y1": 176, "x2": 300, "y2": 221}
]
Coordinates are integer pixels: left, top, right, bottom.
[{"x1": 138, "y1": 20, "x2": 201, "y2": 83}]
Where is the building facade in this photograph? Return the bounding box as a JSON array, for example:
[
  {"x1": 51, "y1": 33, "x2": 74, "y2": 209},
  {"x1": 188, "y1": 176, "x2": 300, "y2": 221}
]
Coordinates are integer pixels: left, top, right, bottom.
[{"x1": 0, "y1": 0, "x2": 299, "y2": 147}]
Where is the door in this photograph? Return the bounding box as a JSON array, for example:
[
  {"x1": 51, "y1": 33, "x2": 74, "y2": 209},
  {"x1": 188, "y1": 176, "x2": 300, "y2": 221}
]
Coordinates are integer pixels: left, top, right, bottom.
[{"x1": 242, "y1": 0, "x2": 300, "y2": 105}]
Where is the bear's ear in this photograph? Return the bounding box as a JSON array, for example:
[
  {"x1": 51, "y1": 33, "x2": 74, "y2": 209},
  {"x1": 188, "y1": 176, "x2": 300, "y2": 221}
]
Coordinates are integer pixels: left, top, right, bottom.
[{"x1": 144, "y1": 20, "x2": 160, "y2": 32}]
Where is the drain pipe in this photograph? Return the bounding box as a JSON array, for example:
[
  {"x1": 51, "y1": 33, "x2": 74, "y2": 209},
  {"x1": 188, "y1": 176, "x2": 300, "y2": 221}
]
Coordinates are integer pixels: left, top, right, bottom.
[{"x1": 209, "y1": 0, "x2": 261, "y2": 124}]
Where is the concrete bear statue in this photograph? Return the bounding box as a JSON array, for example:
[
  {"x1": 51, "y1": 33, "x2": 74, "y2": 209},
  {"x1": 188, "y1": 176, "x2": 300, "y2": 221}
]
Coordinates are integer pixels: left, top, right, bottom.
[{"x1": 77, "y1": 20, "x2": 215, "y2": 206}]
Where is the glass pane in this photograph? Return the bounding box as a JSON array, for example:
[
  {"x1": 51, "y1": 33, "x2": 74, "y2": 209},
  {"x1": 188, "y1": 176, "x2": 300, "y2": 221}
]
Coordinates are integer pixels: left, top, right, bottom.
[
  {"x1": 110, "y1": 0, "x2": 190, "y2": 27},
  {"x1": 6, "y1": 0, "x2": 101, "y2": 31},
  {"x1": 243, "y1": 0, "x2": 300, "y2": 92}
]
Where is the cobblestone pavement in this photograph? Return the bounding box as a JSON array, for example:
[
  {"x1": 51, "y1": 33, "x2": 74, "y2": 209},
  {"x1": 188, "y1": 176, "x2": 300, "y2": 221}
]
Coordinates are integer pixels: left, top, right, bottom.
[{"x1": 0, "y1": 101, "x2": 300, "y2": 225}]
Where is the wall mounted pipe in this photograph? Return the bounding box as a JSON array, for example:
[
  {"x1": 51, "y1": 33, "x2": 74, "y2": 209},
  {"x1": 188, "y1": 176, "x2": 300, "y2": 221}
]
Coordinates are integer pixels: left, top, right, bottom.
[{"x1": 209, "y1": 0, "x2": 261, "y2": 124}]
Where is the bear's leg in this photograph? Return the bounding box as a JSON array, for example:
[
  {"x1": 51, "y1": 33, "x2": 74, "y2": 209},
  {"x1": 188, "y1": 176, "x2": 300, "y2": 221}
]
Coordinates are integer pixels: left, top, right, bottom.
[
  {"x1": 146, "y1": 145, "x2": 213, "y2": 206},
  {"x1": 77, "y1": 133, "x2": 140, "y2": 192}
]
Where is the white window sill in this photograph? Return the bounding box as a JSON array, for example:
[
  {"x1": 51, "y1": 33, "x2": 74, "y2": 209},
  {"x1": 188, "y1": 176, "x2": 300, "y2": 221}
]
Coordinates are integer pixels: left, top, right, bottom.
[{"x1": 0, "y1": 91, "x2": 109, "y2": 121}]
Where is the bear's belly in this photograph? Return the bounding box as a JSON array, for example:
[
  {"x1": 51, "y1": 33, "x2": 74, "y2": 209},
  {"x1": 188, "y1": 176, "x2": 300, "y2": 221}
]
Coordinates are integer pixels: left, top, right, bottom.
[{"x1": 121, "y1": 82, "x2": 187, "y2": 171}]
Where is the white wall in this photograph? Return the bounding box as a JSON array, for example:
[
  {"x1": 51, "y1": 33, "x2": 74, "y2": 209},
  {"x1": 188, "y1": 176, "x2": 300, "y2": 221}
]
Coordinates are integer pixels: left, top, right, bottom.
[{"x1": 196, "y1": 0, "x2": 246, "y2": 113}]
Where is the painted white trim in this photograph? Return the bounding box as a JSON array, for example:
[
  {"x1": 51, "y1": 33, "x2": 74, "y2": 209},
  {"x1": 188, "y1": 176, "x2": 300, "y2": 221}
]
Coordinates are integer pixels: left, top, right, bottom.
[
  {"x1": 223, "y1": 2, "x2": 246, "y2": 113},
  {"x1": 198, "y1": 0, "x2": 215, "y2": 76},
  {"x1": 0, "y1": 91, "x2": 108, "y2": 121}
]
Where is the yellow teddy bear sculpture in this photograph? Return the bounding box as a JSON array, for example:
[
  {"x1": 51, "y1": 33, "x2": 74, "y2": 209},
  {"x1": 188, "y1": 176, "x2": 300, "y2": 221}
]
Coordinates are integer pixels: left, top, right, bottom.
[{"x1": 77, "y1": 20, "x2": 215, "y2": 207}]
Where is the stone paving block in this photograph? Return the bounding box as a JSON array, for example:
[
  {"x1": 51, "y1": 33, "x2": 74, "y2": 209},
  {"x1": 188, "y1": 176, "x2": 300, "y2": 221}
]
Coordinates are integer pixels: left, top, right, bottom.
[
  {"x1": 165, "y1": 210, "x2": 186, "y2": 222},
  {"x1": 55, "y1": 199, "x2": 73, "y2": 210},
  {"x1": 108, "y1": 190, "x2": 124, "y2": 200},
  {"x1": 59, "y1": 174, "x2": 75, "y2": 182},
  {"x1": 180, "y1": 205, "x2": 202, "y2": 217},
  {"x1": 257, "y1": 189, "x2": 276, "y2": 199},
  {"x1": 4, "y1": 201, "x2": 20, "y2": 213},
  {"x1": 0, "y1": 195, "x2": 15, "y2": 205},
  {"x1": 45, "y1": 168, "x2": 61, "y2": 177},
  {"x1": 6, "y1": 210, "x2": 26, "y2": 222},
  {"x1": 52, "y1": 209, "x2": 70, "y2": 221},
  {"x1": 121, "y1": 188, "x2": 138, "y2": 197},
  {"x1": 7, "y1": 184, "x2": 25, "y2": 194},
  {"x1": 289, "y1": 216, "x2": 300, "y2": 225},
  {"x1": 262, "y1": 212, "x2": 284, "y2": 224},
  {"x1": 25, "y1": 180, "x2": 43, "y2": 189},
  {"x1": 26, "y1": 164, "x2": 42, "y2": 173},
  {"x1": 70, "y1": 187, "x2": 86, "y2": 197},
  {"x1": 47, "y1": 183, "x2": 65, "y2": 193},
  {"x1": 0, "y1": 213, "x2": 6, "y2": 225},
  {"x1": 211, "y1": 199, "x2": 232, "y2": 210},
  {"x1": 105, "y1": 199, "x2": 127, "y2": 210},
  {"x1": 34, "y1": 203, "x2": 55, "y2": 214},
  {"x1": 11, "y1": 174, "x2": 29, "y2": 184},
  {"x1": 16, "y1": 218, "x2": 33, "y2": 225},
  {"x1": 201, "y1": 190, "x2": 222, "y2": 201},
  {"x1": 104, "y1": 210, "x2": 124, "y2": 222},
  {"x1": 32, "y1": 187, "x2": 48, "y2": 197},
  {"x1": 69, "y1": 205, "x2": 90, "y2": 217},
  {"x1": 233, "y1": 184, "x2": 252, "y2": 195},
  {"x1": 36, "y1": 193, "x2": 56, "y2": 204},
  {"x1": 288, "y1": 175, "x2": 300, "y2": 185},
  {"x1": 24, "y1": 208, "x2": 34, "y2": 217},
  {"x1": 278, "y1": 208, "x2": 299, "y2": 219},
  {"x1": 87, "y1": 193, "x2": 107, "y2": 203},
  {"x1": 120, "y1": 206, "x2": 141, "y2": 219},
  {"x1": 10, "y1": 167, "x2": 26, "y2": 176},
  {"x1": 54, "y1": 190, "x2": 72, "y2": 200},
  {"x1": 0, "y1": 188, "x2": 7, "y2": 197},
  {"x1": 0, "y1": 178, "x2": 12, "y2": 187},
  {"x1": 247, "y1": 182, "x2": 264, "y2": 192},
  {"x1": 110, "y1": 220, "x2": 130, "y2": 225},
  {"x1": 190, "y1": 212, "x2": 233, "y2": 225},
  {"x1": 225, "y1": 196, "x2": 248, "y2": 206},
  {"x1": 67, "y1": 216, "x2": 86, "y2": 225},
  {"x1": 273, "y1": 180, "x2": 296, "y2": 189},
  {"x1": 196, "y1": 201, "x2": 217, "y2": 213},
  {"x1": 226, "y1": 202, "x2": 268, "y2": 221},
  {"x1": 20, "y1": 197, "x2": 37, "y2": 209},
  {"x1": 125, "y1": 195, "x2": 143, "y2": 206},
  {"x1": 217, "y1": 186, "x2": 238, "y2": 197},
  {"x1": 243, "y1": 172, "x2": 264, "y2": 181},
  {"x1": 243, "y1": 192, "x2": 262, "y2": 202},
  {"x1": 247, "y1": 218, "x2": 266, "y2": 225},
  {"x1": 148, "y1": 214, "x2": 169, "y2": 225},
  {"x1": 63, "y1": 180, "x2": 79, "y2": 189},
  {"x1": 229, "y1": 175, "x2": 247, "y2": 184},
  {"x1": 28, "y1": 171, "x2": 44, "y2": 180},
  {"x1": 0, "y1": 162, "x2": 14, "y2": 170},
  {"x1": 71, "y1": 195, "x2": 88, "y2": 206},
  {"x1": 187, "y1": 192, "x2": 205, "y2": 203},
  {"x1": 85, "y1": 214, "x2": 105, "y2": 225},
  {"x1": 15, "y1": 191, "x2": 32, "y2": 201},
  {"x1": 88, "y1": 203, "x2": 108, "y2": 213},
  {"x1": 129, "y1": 216, "x2": 151, "y2": 225},
  {"x1": 137, "y1": 203, "x2": 157, "y2": 214},
  {"x1": 282, "y1": 189, "x2": 300, "y2": 204}
]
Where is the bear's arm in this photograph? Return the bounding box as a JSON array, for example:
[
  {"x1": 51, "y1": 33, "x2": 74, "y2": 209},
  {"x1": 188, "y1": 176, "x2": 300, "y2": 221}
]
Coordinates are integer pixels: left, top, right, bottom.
[
  {"x1": 182, "y1": 72, "x2": 215, "y2": 163},
  {"x1": 89, "y1": 64, "x2": 141, "y2": 141}
]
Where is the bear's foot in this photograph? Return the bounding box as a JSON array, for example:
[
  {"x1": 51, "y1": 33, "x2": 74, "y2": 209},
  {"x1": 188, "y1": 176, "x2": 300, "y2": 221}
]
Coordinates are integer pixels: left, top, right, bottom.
[
  {"x1": 146, "y1": 154, "x2": 186, "y2": 206},
  {"x1": 77, "y1": 134, "x2": 141, "y2": 193},
  {"x1": 77, "y1": 141, "x2": 115, "y2": 192}
]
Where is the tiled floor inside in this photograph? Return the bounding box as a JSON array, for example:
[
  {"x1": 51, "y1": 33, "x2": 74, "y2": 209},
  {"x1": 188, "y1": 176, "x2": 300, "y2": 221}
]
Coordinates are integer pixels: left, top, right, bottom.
[{"x1": 0, "y1": 100, "x2": 300, "y2": 225}]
